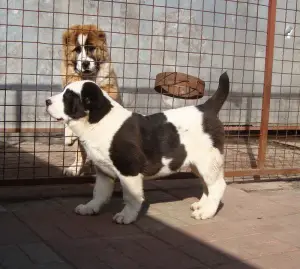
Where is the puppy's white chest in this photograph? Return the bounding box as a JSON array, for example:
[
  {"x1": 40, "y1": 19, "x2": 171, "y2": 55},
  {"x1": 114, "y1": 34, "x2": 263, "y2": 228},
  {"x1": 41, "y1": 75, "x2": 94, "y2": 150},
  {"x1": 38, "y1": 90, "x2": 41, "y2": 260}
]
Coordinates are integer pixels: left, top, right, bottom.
[
  {"x1": 84, "y1": 143, "x2": 106, "y2": 161},
  {"x1": 81, "y1": 140, "x2": 115, "y2": 176}
]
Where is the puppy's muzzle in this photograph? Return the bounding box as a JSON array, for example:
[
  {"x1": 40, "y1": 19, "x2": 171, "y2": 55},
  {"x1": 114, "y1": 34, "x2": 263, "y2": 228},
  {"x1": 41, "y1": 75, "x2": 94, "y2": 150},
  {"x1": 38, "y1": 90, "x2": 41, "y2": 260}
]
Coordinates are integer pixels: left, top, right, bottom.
[{"x1": 82, "y1": 61, "x2": 90, "y2": 69}]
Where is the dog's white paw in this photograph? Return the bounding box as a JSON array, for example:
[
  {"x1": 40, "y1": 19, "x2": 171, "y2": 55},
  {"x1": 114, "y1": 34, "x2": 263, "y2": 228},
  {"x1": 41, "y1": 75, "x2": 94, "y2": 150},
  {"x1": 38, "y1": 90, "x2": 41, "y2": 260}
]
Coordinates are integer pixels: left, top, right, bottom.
[
  {"x1": 191, "y1": 199, "x2": 218, "y2": 220},
  {"x1": 190, "y1": 201, "x2": 202, "y2": 211},
  {"x1": 63, "y1": 166, "x2": 81, "y2": 176},
  {"x1": 190, "y1": 196, "x2": 208, "y2": 211},
  {"x1": 74, "y1": 204, "x2": 99, "y2": 216},
  {"x1": 113, "y1": 206, "x2": 138, "y2": 224}
]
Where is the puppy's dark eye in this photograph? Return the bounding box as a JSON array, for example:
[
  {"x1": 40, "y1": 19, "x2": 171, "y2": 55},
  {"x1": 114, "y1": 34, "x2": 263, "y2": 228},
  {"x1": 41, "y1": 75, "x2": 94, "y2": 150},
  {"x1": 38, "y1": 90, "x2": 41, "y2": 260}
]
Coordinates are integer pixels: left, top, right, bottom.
[
  {"x1": 74, "y1": 46, "x2": 81, "y2": 54},
  {"x1": 87, "y1": 46, "x2": 96, "y2": 53}
]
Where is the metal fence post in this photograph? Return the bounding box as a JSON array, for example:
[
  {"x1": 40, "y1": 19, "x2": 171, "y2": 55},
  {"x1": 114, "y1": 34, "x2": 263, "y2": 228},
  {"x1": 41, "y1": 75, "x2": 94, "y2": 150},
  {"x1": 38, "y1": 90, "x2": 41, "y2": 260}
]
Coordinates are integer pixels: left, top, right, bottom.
[{"x1": 257, "y1": 0, "x2": 277, "y2": 170}]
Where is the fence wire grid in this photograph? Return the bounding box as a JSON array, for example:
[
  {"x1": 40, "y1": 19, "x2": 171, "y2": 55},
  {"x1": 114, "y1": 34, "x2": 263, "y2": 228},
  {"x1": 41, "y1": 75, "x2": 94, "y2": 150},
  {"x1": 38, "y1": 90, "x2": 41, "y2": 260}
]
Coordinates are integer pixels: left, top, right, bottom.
[{"x1": 0, "y1": 0, "x2": 300, "y2": 184}]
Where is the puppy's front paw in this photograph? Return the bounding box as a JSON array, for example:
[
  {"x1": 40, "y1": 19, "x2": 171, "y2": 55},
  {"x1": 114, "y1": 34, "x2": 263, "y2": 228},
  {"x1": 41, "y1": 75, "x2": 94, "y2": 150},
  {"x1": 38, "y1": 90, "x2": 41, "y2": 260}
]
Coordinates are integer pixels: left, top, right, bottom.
[
  {"x1": 63, "y1": 166, "x2": 81, "y2": 176},
  {"x1": 113, "y1": 206, "x2": 139, "y2": 224},
  {"x1": 74, "y1": 204, "x2": 99, "y2": 216},
  {"x1": 190, "y1": 201, "x2": 201, "y2": 211},
  {"x1": 191, "y1": 199, "x2": 218, "y2": 220},
  {"x1": 190, "y1": 194, "x2": 208, "y2": 211}
]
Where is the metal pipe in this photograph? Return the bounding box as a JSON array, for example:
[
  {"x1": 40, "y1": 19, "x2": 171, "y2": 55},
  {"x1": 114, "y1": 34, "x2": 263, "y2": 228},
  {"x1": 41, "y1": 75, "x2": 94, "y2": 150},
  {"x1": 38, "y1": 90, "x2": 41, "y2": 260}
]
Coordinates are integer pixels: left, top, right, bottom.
[
  {"x1": 257, "y1": 0, "x2": 277, "y2": 169},
  {"x1": 3, "y1": 124, "x2": 300, "y2": 134},
  {"x1": 1, "y1": 168, "x2": 300, "y2": 186}
]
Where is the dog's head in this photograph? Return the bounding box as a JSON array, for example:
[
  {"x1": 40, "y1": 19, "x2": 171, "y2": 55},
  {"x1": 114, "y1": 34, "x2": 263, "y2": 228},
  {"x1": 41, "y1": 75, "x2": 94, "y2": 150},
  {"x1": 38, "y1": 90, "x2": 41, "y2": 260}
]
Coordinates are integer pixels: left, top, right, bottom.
[
  {"x1": 46, "y1": 81, "x2": 112, "y2": 124},
  {"x1": 62, "y1": 25, "x2": 109, "y2": 75}
]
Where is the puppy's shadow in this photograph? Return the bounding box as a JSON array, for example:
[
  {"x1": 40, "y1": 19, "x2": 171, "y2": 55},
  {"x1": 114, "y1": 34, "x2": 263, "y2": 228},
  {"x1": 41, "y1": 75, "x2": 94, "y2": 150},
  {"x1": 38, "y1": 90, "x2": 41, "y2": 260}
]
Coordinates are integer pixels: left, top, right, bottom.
[
  {"x1": 138, "y1": 199, "x2": 224, "y2": 222},
  {"x1": 78, "y1": 166, "x2": 223, "y2": 217},
  {"x1": 139, "y1": 201, "x2": 150, "y2": 219},
  {"x1": 135, "y1": 181, "x2": 225, "y2": 220},
  {"x1": 83, "y1": 178, "x2": 225, "y2": 220}
]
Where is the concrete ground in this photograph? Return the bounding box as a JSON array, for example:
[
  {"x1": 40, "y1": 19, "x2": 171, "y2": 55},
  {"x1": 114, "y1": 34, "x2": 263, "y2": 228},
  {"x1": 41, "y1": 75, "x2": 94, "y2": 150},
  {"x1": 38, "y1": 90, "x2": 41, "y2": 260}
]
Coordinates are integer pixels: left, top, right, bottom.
[{"x1": 1, "y1": 178, "x2": 300, "y2": 269}]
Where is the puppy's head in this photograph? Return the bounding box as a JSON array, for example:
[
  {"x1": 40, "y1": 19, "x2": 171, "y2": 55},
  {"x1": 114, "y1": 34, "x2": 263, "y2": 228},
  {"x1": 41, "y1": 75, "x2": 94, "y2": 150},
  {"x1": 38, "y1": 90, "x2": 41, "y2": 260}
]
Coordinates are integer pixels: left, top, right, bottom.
[
  {"x1": 62, "y1": 25, "x2": 109, "y2": 75},
  {"x1": 46, "y1": 81, "x2": 112, "y2": 124}
]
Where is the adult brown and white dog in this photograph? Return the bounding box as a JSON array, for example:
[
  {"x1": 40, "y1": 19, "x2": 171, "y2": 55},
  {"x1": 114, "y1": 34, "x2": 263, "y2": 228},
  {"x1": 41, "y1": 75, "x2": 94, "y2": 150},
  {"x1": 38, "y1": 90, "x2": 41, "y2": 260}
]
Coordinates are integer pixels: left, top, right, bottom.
[
  {"x1": 61, "y1": 24, "x2": 121, "y2": 176},
  {"x1": 46, "y1": 72, "x2": 229, "y2": 224}
]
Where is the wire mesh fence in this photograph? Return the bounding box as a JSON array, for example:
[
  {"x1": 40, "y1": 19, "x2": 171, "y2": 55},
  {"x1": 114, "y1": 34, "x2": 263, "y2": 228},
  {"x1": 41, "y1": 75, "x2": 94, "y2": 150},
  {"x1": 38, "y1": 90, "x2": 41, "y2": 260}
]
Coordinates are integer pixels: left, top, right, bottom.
[{"x1": 0, "y1": 0, "x2": 299, "y2": 184}]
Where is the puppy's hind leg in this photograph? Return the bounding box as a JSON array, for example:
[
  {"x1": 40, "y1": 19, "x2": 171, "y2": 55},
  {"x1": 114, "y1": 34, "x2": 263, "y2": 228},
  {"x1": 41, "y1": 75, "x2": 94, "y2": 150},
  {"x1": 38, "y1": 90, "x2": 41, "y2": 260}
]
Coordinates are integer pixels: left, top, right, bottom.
[
  {"x1": 190, "y1": 149, "x2": 226, "y2": 220},
  {"x1": 75, "y1": 170, "x2": 115, "y2": 215},
  {"x1": 190, "y1": 164, "x2": 208, "y2": 211},
  {"x1": 64, "y1": 140, "x2": 87, "y2": 176}
]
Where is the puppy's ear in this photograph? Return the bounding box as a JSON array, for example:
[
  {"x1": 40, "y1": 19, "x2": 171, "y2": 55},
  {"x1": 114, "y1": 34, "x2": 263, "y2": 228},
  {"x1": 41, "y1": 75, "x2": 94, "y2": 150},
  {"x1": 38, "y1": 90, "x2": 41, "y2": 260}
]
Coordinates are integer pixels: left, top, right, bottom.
[
  {"x1": 63, "y1": 89, "x2": 86, "y2": 119},
  {"x1": 81, "y1": 82, "x2": 112, "y2": 124}
]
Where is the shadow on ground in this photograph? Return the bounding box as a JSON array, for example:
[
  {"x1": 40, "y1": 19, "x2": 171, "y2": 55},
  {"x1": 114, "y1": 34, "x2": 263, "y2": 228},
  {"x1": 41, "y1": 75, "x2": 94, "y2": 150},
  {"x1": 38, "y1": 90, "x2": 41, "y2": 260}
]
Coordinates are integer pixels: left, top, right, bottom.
[
  {"x1": 0, "y1": 190, "x2": 258, "y2": 269},
  {"x1": 2, "y1": 141, "x2": 300, "y2": 269},
  {"x1": 0, "y1": 140, "x2": 257, "y2": 268},
  {"x1": 0, "y1": 140, "x2": 63, "y2": 181}
]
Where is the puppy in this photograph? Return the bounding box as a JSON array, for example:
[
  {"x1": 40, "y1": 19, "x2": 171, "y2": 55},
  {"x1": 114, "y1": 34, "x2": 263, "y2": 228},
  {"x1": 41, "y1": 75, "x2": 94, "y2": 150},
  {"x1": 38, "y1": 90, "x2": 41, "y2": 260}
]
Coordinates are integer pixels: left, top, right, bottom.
[
  {"x1": 61, "y1": 24, "x2": 121, "y2": 176},
  {"x1": 46, "y1": 72, "x2": 229, "y2": 224}
]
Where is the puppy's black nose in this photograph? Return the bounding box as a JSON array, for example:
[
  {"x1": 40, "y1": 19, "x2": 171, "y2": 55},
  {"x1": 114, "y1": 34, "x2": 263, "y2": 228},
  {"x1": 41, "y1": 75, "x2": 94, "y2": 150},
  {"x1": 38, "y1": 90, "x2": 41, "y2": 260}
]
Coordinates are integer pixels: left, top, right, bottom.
[
  {"x1": 82, "y1": 61, "x2": 90, "y2": 69},
  {"x1": 46, "y1": 99, "x2": 52, "y2": 106}
]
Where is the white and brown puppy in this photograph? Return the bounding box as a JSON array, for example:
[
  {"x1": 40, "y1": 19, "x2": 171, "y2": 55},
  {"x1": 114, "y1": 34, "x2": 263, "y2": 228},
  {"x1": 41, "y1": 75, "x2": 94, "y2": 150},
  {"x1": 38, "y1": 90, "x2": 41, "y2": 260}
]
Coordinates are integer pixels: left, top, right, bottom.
[
  {"x1": 61, "y1": 24, "x2": 121, "y2": 176},
  {"x1": 46, "y1": 72, "x2": 229, "y2": 224}
]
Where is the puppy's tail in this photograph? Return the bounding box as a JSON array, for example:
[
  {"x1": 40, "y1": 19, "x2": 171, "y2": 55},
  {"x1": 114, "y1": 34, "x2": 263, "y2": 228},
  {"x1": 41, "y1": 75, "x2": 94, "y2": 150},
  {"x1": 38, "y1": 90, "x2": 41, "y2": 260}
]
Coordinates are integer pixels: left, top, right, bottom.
[{"x1": 200, "y1": 72, "x2": 229, "y2": 114}]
